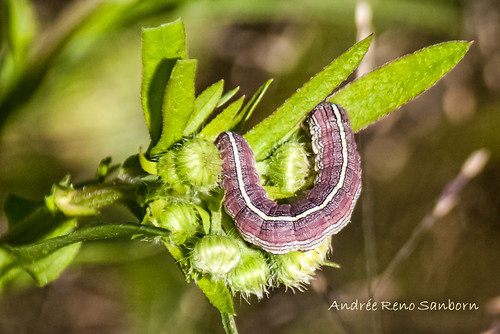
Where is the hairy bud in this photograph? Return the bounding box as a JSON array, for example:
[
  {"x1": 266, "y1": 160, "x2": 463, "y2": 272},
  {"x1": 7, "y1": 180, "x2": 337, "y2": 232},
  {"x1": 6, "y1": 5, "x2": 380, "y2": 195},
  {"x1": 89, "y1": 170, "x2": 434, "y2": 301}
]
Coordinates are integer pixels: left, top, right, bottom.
[
  {"x1": 227, "y1": 245, "x2": 270, "y2": 299},
  {"x1": 176, "y1": 138, "x2": 222, "y2": 192},
  {"x1": 191, "y1": 235, "x2": 241, "y2": 277},
  {"x1": 268, "y1": 141, "x2": 310, "y2": 193},
  {"x1": 146, "y1": 199, "x2": 200, "y2": 245}
]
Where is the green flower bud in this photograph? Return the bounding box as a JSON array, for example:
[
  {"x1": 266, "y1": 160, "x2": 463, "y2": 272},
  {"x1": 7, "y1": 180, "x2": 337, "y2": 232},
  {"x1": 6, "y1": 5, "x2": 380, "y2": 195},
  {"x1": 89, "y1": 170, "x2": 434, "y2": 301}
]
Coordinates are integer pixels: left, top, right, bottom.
[
  {"x1": 157, "y1": 151, "x2": 189, "y2": 194},
  {"x1": 176, "y1": 138, "x2": 222, "y2": 192},
  {"x1": 191, "y1": 235, "x2": 241, "y2": 278},
  {"x1": 268, "y1": 141, "x2": 310, "y2": 194},
  {"x1": 227, "y1": 245, "x2": 270, "y2": 299},
  {"x1": 269, "y1": 237, "x2": 331, "y2": 290},
  {"x1": 147, "y1": 199, "x2": 200, "y2": 245}
]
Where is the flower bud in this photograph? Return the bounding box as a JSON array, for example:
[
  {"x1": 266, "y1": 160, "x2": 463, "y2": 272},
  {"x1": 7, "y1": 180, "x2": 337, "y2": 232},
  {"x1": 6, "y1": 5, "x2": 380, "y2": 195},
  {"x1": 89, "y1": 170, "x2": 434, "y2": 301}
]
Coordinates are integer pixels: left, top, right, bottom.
[
  {"x1": 268, "y1": 141, "x2": 310, "y2": 194},
  {"x1": 191, "y1": 235, "x2": 241, "y2": 277},
  {"x1": 157, "y1": 151, "x2": 189, "y2": 194},
  {"x1": 176, "y1": 138, "x2": 222, "y2": 192},
  {"x1": 269, "y1": 237, "x2": 331, "y2": 289},
  {"x1": 227, "y1": 245, "x2": 270, "y2": 299},
  {"x1": 147, "y1": 199, "x2": 200, "y2": 245}
]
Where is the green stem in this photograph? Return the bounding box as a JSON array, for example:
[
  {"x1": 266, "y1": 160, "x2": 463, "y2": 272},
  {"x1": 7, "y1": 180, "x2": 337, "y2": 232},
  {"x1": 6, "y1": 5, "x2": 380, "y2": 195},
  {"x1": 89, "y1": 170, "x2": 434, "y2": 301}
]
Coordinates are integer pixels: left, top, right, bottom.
[{"x1": 221, "y1": 311, "x2": 238, "y2": 334}]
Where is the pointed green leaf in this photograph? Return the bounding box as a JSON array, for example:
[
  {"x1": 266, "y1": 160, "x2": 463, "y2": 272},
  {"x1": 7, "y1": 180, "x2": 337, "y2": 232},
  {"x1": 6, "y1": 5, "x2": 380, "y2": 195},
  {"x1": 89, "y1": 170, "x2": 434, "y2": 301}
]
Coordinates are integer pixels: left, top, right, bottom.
[
  {"x1": 150, "y1": 59, "x2": 197, "y2": 155},
  {"x1": 141, "y1": 19, "x2": 187, "y2": 146},
  {"x1": 196, "y1": 276, "x2": 235, "y2": 314},
  {"x1": 194, "y1": 205, "x2": 212, "y2": 235},
  {"x1": 24, "y1": 243, "x2": 81, "y2": 286},
  {"x1": 232, "y1": 78, "x2": 273, "y2": 130},
  {"x1": 0, "y1": 216, "x2": 79, "y2": 287},
  {"x1": 183, "y1": 80, "x2": 224, "y2": 136},
  {"x1": 244, "y1": 35, "x2": 372, "y2": 161},
  {"x1": 199, "y1": 96, "x2": 245, "y2": 141},
  {"x1": 1, "y1": 223, "x2": 169, "y2": 287},
  {"x1": 4, "y1": 223, "x2": 169, "y2": 262},
  {"x1": 330, "y1": 41, "x2": 472, "y2": 131},
  {"x1": 217, "y1": 86, "x2": 240, "y2": 108}
]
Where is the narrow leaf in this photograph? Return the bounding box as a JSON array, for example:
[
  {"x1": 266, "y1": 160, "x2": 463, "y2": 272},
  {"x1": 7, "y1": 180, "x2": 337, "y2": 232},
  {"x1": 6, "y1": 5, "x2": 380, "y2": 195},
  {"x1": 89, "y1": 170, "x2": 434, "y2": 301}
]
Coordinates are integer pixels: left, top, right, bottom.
[
  {"x1": 139, "y1": 150, "x2": 158, "y2": 175},
  {"x1": 199, "y1": 96, "x2": 245, "y2": 141},
  {"x1": 0, "y1": 206, "x2": 69, "y2": 246},
  {"x1": 217, "y1": 86, "x2": 240, "y2": 108},
  {"x1": 24, "y1": 243, "x2": 81, "y2": 286},
  {"x1": 5, "y1": 223, "x2": 170, "y2": 262},
  {"x1": 0, "y1": 0, "x2": 37, "y2": 79},
  {"x1": 141, "y1": 19, "x2": 186, "y2": 146},
  {"x1": 194, "y1": 205, "x2": 212, "y2": 235},
  {"x1": 232, "y1": 78, "x2": 273, "y2": 130},
  {"x1": 244, "y1": 35, "x2": 372, "y2": 161},
  {"x1": 330, "y1": 41, "x2": 472, "y2": 131},
  {"x1": 183, "y1": 80, "x2": 224, "y2": 136},
  {"x1": 1, "y1": 216, "x2": 79, "y2": 287},
  {"x1": 196, "y1": 276, "x2": 235, "y2": 315},
  {"x1": 3, "y1": 194, "x2": 40, "y2": 226},
  {"x1": 150, "y1": 59, "x2": 197, "y2": 155}
]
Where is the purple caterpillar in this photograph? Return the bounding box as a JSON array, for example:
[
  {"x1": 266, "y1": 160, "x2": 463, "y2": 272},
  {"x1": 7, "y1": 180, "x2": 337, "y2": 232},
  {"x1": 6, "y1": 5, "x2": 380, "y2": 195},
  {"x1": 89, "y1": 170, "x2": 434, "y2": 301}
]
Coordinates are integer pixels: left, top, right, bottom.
[{"x1": 215, "y1": 103, "x2": 362, "y2": 254}]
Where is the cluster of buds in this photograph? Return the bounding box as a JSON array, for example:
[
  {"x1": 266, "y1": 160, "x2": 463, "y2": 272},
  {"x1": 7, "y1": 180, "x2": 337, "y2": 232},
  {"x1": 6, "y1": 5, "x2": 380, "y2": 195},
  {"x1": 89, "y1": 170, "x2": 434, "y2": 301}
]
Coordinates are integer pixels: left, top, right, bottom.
[
  {"x1": 143, "y1": 136, "x2": 333, "y2": 299},
  {"x1": 189, "y1": 233, "x2": 331, "y2": 298}
]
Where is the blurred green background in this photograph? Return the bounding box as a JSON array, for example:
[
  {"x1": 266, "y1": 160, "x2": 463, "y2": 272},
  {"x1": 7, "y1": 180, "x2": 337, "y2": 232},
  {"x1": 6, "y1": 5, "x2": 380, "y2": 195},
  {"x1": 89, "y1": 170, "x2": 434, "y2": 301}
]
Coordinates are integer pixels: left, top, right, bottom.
[{"x1": 0, "y1": 0, "x2": 499, "y2": 333}]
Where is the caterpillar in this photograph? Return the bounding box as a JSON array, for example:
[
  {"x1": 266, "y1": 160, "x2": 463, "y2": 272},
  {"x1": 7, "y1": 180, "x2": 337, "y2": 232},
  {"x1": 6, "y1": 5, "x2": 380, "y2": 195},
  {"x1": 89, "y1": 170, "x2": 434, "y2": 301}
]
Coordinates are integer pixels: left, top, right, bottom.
[{"x1": 215, "y1": 103, "x2": 362, "y2": 254}]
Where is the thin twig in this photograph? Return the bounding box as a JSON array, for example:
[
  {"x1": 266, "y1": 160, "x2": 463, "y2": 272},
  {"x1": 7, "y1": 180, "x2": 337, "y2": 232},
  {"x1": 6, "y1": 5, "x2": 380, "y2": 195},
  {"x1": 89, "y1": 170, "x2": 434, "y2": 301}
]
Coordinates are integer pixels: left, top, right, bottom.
[
  {"x1": 355, "y1": 1, "x2": 374, "y2": 78},
  {"x1": 374, "y1": 148, "x2": 490, "y2": 297},
  {"x1": 355, "y1": 2, "x2": 383, "y2": 333}
]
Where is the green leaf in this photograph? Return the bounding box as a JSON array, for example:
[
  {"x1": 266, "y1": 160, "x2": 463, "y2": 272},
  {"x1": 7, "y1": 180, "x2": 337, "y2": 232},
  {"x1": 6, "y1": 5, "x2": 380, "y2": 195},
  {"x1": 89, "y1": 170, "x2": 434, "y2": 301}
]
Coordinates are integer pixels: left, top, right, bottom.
[
  {"x1": 120, "y1": 154, "x2": 148, "y2": 181},
  {"x1": 232, "y1": 78, "x2": 273, "y2": 130},
  {"x1": 183, "y1": 80, "x2": 225, "y2": 136},
  {"x1": 199, "y1": 96, "x2": 245, "y2": 141},
  {"x1": 0, "y1": 216, "x2": 79, "y2": 287},
  {"x1": 3, "y1": 194, "x2": 40, "y2": 227},
  {"x1": 1, "y1": 205, "x2": 69, "y2": 246},
  {"x1": 24, "y1": 242, "x2": 81, "y2": 286},
  {"x1": 150, "y1": 59, "x2": 197, "y2": 155},
  {"x1": 4, "y1": 223, "x2": 170, "y2": 262},
  {"x1": 196, "y1": 276, "x2": 235, "y2": 315},
  {"x1": 244, "y1": 35, "x2": 372, "y2": 161},
  {"x1": 194, "y1": 205, "x2": 212, "y2": 235},
  {"x1": 217, "y1": 86, "x2": 240, "y2": 108},
  {"x1": 0, "y1": 0, "x2": 37, "y2": 93},
  {"x1": 1, "y1": 223, "x2": 168, "y2": 288},
  {"x1": 139, "y1": 150, "x2": 158, "y2": 175},
  {"x1": 94, "y1": 157, "x2": 117, "y2": 182},
  {"x1": 330, "y1": 41, "x2": 472, "y2": 131},
  {"x1": 141, "y1": 19, "x2": 187, "y2": 147}
]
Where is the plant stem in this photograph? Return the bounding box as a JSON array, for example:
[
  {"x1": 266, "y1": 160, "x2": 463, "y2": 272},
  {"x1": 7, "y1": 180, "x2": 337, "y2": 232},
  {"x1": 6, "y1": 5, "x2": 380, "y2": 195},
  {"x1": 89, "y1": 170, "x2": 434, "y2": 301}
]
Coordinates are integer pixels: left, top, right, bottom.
[{"x1": 221, "y1": 311, "x2": 238, "y2": 334}]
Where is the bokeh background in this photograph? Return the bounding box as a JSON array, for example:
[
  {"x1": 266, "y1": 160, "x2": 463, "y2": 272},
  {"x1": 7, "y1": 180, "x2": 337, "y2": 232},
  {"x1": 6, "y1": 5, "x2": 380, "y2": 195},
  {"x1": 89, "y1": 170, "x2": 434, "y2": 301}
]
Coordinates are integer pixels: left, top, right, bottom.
[{"x1": 1, "y1": 0, "x2": 499, "y2": 333}]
